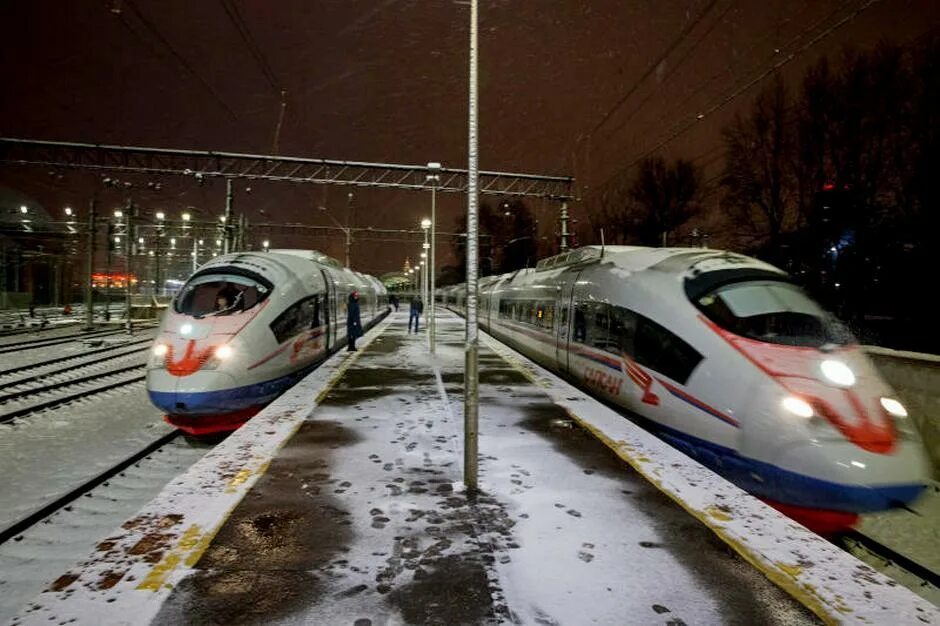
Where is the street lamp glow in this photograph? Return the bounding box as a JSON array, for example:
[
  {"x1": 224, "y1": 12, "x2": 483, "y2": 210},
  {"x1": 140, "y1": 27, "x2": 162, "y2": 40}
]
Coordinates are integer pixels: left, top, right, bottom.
[
  {"x1": 219, "y1": 215, "x2": 227, "y2": 223},
  {"x1": 421, "y1": 218, "x2": 432, "y2": 229},
  {"x1": 198, "y1": 239, "x2": 204, "y2": 245},
  {"x1": 138, "y1": 237, "x2": 145, "y2": 244},
  {"x1": 114, "y1": 236, "x2": 121, "y2": 244},
  {"x1": 420, "y1": 252, "x2": 427, "y2": 259},
  {"x1": 156, "y1": 211, "x2": 165, "y2": 220},
  {"x1": 182, "y1": 212, "x2": 191, "y2": 222},
  {"x1": 64, "y1": 207, "x2": 73, "y2": 216},
  {"x1": 19, "y1": 205, "x2": 28, "y2": 214},
  {"x1": 262, "y1": 239, "x2": 270, "y2": 248},
  {"x1": 170, "y1": 238, "x2": 176, "y2": 247},
  {"x1": 114, "y1": 209, "x2": 123, "y2": 219},
  {"x1": 423, "y1": 242, "x2": 430, "y2": 250},
  {"x1": 215, "y1": 239, "x2": 222, "y2": 246}
]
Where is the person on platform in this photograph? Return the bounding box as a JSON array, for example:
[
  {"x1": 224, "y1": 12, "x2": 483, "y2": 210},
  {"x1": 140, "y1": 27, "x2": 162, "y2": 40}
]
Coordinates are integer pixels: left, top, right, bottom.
[
  {"x1": 347, "y1": 291, "x2": 362, "y2": 351},
  {"x1": 390, "y1": 294, "x2": 399, "y2": 312},
  {"x1": 409, "y1": 296, "x2": 423, "y2": 333}
]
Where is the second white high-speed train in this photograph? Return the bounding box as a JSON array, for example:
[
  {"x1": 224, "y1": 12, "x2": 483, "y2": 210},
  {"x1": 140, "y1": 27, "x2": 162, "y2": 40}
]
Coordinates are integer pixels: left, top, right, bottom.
[
  {"x1": 147, "y1": 249, "x2": 387, "y2": 435},
  {"x1": 442, "y1": 246, "x2": 929, "y2": 532}
]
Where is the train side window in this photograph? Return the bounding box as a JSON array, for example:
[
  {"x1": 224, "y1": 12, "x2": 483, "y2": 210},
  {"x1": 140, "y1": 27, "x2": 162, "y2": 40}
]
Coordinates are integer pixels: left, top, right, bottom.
[
  {"x1": 270, "y1": 295, "x2": 322, "y2": 344},
  {"x1": 573, "y1": 305, "x2": 587, "y2": 342},
  {"x1": 585, "y1": 302, "x2": 611, "y2": 349},
  {"x1": 634, "y1": 317, "x2": 702, "y2": 384},
  {"x1": 609, "y1": 305, "x2": 638, "y2": 354}
]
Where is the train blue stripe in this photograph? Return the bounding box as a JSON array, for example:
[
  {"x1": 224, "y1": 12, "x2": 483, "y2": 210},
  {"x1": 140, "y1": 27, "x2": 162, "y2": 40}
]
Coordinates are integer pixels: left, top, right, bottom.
[
  {"x1": 148, "y1": 361, "x2": 321, "y2": 415},
  {"x1": 646, "y1": 418, "x2": 925, "y2": 512}
]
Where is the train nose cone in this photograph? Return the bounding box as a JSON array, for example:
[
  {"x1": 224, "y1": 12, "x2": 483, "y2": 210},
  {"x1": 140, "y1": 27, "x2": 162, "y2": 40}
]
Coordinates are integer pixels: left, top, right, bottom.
[{"x1": 147, "y1": 371, "x2": 238, "y2": 415}]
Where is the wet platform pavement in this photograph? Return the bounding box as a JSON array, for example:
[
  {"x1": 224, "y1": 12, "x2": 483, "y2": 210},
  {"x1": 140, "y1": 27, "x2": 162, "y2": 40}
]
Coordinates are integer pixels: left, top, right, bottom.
[{"x1": 149, "y1": 313, "x2": 816, "y2": 626}]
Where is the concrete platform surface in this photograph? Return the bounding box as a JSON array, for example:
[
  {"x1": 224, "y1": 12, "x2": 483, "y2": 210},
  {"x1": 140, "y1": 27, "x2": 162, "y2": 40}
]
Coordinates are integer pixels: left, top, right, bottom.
[{"x1": 11, "y1": 312, "x2": 939, "y2": 625}]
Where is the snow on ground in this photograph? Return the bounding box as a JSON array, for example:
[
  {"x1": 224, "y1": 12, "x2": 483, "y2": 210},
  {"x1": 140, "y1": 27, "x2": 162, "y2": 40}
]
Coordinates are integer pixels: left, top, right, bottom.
[
  {"x1": 0, "y1": 383, "x2": 172, "y2": 533},
  {"x1": 0, "y1": 437, "x2": 210, "y2": 624}
]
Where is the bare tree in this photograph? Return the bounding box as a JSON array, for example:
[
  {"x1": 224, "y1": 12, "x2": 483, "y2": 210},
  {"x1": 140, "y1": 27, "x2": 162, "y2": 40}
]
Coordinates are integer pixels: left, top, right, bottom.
[
  {"x1": 721, "y1": 75, "x2": 796, "y2": 253},
  {"x1": 630, "y1": 156, "x2": 700, "y2": 246}
]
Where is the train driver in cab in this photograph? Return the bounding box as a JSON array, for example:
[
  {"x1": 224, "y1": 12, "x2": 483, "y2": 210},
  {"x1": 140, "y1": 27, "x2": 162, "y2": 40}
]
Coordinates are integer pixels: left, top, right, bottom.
[{"x1": 214, "y1": 283, "x2": 242, "y2": 315}]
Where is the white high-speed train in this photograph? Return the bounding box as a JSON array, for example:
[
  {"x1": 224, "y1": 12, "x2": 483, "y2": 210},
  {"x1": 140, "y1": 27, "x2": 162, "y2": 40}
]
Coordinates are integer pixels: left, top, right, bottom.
[
  {"x1": 442, "y1": 245, "x2": 928, "y2": 532},
  {"x1": 147, "y1": 249, "x2": 387, "y2": 435}
]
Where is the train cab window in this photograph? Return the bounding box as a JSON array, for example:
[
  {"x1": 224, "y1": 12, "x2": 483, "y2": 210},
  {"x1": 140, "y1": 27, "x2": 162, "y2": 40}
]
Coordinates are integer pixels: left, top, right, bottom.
[
  {"x1": 695, "y1": 280, "x2": 853, "y2": 347},
  {"x1": 175, "y1": 273, "x2": 270, "y2": 317},
  {"x1": 270, "y1": 295, "x2": 323, "y2": 344},
  {"x1": 634, "y1": 317, "x2": 702, "y2": 384}
]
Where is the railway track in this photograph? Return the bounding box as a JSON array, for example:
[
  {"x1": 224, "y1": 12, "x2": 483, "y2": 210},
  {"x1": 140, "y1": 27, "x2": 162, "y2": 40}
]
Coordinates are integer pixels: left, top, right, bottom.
[
  {"x1": 0, "y1": 328, "x2": 127, "y2": 354},
  {"x1": 0, "y1": 339, "x2": 152, "y2": 387},
  {"x1": 0, "y1": 365, "x2": 147, "y2": 424},
  {"x1": 0, "y1": 430, "x2": 183, "y2": 545},
  {"x1": 838, "y1": 529, "x2": 940, "y2": 596}
]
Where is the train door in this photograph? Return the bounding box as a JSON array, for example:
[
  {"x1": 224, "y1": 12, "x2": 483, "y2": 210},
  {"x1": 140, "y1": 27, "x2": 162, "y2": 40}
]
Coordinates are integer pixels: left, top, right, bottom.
[
  {"x1": 556, "y1": 269, "x2": 580, "y2": 374},
  {"x1": 320, "y1": 269, "x2": 337, "y2": 350}
]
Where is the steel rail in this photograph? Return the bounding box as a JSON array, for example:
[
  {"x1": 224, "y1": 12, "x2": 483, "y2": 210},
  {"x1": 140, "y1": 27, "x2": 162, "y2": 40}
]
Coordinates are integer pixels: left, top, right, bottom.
[
  {"x1": 0, "y1": 344, "x2": 150, "y2": 391},
  {"x1": 0, "y1": 372, "x2": 147, "y2": 423},
  {"x1": 0, "y1": 364, "x2": 146, "y2": 405},
  {"x1": 0, "y1": 430, "x2": 182, "y2": 545}
]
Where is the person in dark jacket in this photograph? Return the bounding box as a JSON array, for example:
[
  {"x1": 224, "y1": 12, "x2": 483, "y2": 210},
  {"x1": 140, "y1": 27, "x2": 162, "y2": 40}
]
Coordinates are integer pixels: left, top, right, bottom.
[
  {"x1": 390, "y1": 294, "x2": 399, "y2": 311},
  {"x1": 347, "y1": 291, "x2": 362, "y2": 351},
  {"x1": 409, "y1": 296, "x2": 423, "y2": 333}
]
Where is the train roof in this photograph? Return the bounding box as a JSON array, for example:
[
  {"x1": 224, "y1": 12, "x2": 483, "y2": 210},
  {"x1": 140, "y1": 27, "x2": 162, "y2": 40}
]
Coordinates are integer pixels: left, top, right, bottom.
[
  {"x1": 269, "y1": 248, "x2": 345, "y2": 269},
  {"x1": 535, "y1": 245, "x2": 783, "y2": 277}
]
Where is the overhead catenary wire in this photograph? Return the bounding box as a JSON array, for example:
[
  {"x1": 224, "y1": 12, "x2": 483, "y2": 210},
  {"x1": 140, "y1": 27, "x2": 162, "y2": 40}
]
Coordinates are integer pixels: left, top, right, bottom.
[
  {"x1": 218, "y1": 0, "x2": 281, "y2": 94},
  {"x1": 593, "y1": 0, "x2": 883, "y2": 196},
  {"x1": 121, "y1": 0, "x2": 238, "y2": 121},
  {"x1": 604, "y1": 0, "x2": 739, "y2": 141},
  {"x1": 587, "y1": 0, "x2": 853, "y2": 181},
  {"x1": 589, "y1": 0, "x2": 720, "y2": 136}
]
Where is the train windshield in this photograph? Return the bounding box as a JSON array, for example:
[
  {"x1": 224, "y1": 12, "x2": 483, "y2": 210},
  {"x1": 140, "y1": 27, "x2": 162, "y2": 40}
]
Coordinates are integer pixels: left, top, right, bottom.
[
  {"x1": 695, "y1": 280, "x2": 854, "y2": 347},
  {"x1": 175, "y1": 273, "x2": 270, "y2": 317}
]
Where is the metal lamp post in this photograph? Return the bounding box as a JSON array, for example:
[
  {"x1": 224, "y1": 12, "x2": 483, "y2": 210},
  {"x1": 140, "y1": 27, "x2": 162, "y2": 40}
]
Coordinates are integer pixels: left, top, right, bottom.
[
  {"x1": 420, "y1": 248, "x2": 428, "y2": 311},
  {"x1": 426, "y1": 163, "x2": 441, "y2": 353}
]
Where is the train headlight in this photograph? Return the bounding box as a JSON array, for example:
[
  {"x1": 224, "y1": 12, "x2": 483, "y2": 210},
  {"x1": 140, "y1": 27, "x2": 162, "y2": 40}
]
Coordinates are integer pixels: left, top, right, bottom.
[
  {"x1": 215, "y1": 345, "x2": 234, "y2": 359},
  {"x1": 153, "y1": 343, "x2": 168, "y2": 357},
  {"x1": 880, "y1": 397, "x2": 907, "y2": 418},
  {"x1": 820, "y1": 359, "x2": 855, "y2": 387},
  {"x1": 179, "y1": 323, "x2": 193, "y2": 336},
  {"x1": 782, "y1": 396, "x2": 814, "y2": 419}
]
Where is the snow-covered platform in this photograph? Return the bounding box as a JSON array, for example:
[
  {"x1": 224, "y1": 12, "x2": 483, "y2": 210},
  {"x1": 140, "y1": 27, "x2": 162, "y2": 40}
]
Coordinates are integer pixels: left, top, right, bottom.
[{"x1": 11, "y1": 312, "x2": 939, "y2": 625}]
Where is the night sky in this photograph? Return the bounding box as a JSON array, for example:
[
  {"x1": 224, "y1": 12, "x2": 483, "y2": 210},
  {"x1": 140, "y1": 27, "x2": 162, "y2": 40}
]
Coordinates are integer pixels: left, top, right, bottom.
[{"x1": 1, "y1": 0, "x2": 937, "y2": 273}]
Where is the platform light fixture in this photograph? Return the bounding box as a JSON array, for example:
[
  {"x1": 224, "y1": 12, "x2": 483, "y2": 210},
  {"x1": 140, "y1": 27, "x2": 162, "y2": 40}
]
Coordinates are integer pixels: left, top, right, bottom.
[{"x1": 19, "y1": 205, "x2": 28, "y2": 214}]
